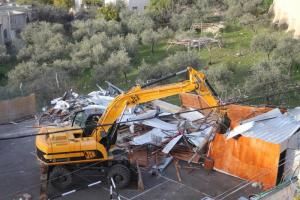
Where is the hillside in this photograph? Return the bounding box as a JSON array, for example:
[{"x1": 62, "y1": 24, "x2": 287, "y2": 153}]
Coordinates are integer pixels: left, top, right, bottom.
[{"x1": 0, "y1": 0, "x2": 299, "y2": 107}]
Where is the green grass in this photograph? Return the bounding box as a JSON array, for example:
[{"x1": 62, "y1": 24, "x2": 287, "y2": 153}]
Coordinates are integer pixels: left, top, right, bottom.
[
  {"x1": 132, "y1": 42, "x2": 185, "y2": 67},
  {"x1": 198, "y1": 25, "x2": 268, "y2": 68},
  {"x1": 3, "y1": 20, "x2": 300, "y2": 102},
  {"x1": 111, "y1": 23, "x2": 299, "y2": 94}
]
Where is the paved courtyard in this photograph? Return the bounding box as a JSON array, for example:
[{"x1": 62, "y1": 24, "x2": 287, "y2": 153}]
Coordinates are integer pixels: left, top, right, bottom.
[{"x1": 0, "y1": 119, "x2": 260, "y2": 200}]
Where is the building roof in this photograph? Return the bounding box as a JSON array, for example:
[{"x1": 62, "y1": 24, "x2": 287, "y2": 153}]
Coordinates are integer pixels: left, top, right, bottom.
[
  {"x1": 228, "y1": 108, "x2": 300, "y2": 144},
  {"x1": 0, "y1": 4, "x2": 31, "y2": 15}
]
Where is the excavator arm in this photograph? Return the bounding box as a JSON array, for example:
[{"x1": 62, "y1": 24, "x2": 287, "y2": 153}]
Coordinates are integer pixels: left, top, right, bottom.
[
  {"x1": 93, "y1": 67, "x2": 220, "y2": 146},
  {"x1": 35, "y1": 66, "x2": 225, "y2": 168}
]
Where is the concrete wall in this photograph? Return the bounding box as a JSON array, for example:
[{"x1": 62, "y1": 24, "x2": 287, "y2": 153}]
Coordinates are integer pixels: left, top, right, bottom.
[
  {"x1": 127, "y1": 0, "x2": 149, "y2": 11},
  {"x1": 0, "y1": 94, "x2": 36, "y2": 124},
  {"x1": 104, "y1": 0, "x2": 149, "y2": 11},
  {"x1": 0, "y1": 5, "x2": 31, "y2": 45},
  {"x1": 104, "y1": 0, "x2": 118, "y2": 5},
  {"x1": 271, "y1": 0, "x2": 300, "y2": 38},
  {"x1": 10, "y1": 13, "x2": 27, "y2": 30},
  {"x1": 283, "y1": 132, "x2": 300, "y2": 181},
  {"x1": 0, "y1": 13, "x2": 11, "y2": 44}
]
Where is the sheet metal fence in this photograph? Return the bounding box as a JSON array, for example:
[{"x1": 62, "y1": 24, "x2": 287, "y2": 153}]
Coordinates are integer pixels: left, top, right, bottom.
[{"x1": 0, "y1": 93, "x2": 36, "y2": 124}]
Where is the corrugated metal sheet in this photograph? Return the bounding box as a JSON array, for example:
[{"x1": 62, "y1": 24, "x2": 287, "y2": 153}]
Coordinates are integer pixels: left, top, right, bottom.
[
  {"x1": 241, "y1": 108, "x2": 282, "y2": 124},
  {"x1": 288, "y1": 107, "x2": 300, "y2": 121},
  {"x1": 242, "y1": 115, "x2": 300, "y2": 144},
  {"x1": 231, "y1": 108, "x2": 300, "y2": 144}
]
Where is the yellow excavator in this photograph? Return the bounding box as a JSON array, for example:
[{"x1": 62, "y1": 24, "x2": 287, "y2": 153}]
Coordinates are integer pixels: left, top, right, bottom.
[{"x1": 36, "y1": 67, "x2": 226, "y2": 189}]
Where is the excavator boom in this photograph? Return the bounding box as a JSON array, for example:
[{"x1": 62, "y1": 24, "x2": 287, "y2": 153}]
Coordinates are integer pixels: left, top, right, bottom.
[
  {"x1": 94, "y1": 67, "x2": 220, "y2": 143},
  {"x1": 36, "y1": 67, "x2": 222, "y2": 168}
]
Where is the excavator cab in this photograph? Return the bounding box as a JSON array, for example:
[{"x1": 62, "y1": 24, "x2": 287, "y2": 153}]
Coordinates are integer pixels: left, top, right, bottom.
[{"x1": 72, "y1": 106, "x2": 104, "y2": 137}]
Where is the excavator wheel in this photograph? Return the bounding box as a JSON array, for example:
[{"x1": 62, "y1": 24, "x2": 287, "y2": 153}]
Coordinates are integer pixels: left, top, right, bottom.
[
  {"x1": 49, "y1": 166, "x2": 72, "y2": 189},
  {"x1": 108, "y1": 164, "x2": 131, "y2": 189}
]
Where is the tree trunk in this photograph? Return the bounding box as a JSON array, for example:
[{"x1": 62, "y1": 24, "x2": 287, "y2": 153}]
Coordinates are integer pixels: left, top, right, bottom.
[
  {"x1": 151, "y1": 41, "x2": 154, "y2": 54},
  {"x1": 207, "y1": 46, "x2": 212, "y2": 65},
  {"x1": 123, "y1": 71, "x2": 128, "y2": 83},
  {"x1": 288, "y1": 63, "x2": 292, "y2": 77}
]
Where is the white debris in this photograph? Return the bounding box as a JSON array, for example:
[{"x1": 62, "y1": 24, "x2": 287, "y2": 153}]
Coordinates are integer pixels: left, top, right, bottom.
[
  {"x1": 186, "y1": 126, "x2": 213, "y2": 146},
  {"x1": 53, "y1": 100, "x2": 70, "y2": 111},
  {"x1": 72, "y1": 92, "x2": 79, "y2": 98},
  {"x1": 162, "y1": 135, "x2": 183, "y2": 154},
  {"x1": 121, "y1": 109, "x2": 178, "y2": 130},
  {"x1": 152, "y1": 156, "x2": 173, "y2": 172},
  {"x1": 82, "y1": 104, "x2": 106, "y2": 111},
  {"x1": 51, "y1": 97, "x2": 62, "y2": 105},
  {"x1": 227, "y1": 121, "x2": 254, "y2": 139},
  {"x1": 141, "y1": 118, "x2": 178, "y2": 131},
  {"x1": 152, "y1": 100, "x2": 181, "y2": 113},
  {"x1": 131, "y1": 128, "x2": 177, "y2": 145},
  {"x1": 180, "y1": 110, "x2": 204, "y2": 122},
  {"x1": 87, "y1": 94, "x2": 114, "y2": 107},
  {"x1": 121, "y1": 110, "x2": 157, "y2": 123}
]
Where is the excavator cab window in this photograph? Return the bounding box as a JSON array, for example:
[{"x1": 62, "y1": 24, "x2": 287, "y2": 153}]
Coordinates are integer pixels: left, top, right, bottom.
[
  {"x1": 72, "y1": 110, "x2": 102, "y2": 137},
  {"x1": 84, "y1": 114, "x2": 100, "y2": 136},
  {"x1": 73, "y1": 111, "x2": 85, "y2": 127}
]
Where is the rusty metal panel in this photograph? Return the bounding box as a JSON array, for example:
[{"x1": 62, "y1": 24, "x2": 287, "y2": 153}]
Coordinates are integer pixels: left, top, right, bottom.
[
  {"x1": 180, "y1": 93, "x2": 208, "y2": 109},
  {"x1": 209, "y1": 133, "x2": 280, "y2": 190},
  {"x1": 208, "y1": 105, "x2": 280, "y2": 190},
  {"x1": 0, "y1": 94, "x2": 36, "y2": 124},
  {"x1": 179, "y1": 93, "x2": 280, "y2": 189}
]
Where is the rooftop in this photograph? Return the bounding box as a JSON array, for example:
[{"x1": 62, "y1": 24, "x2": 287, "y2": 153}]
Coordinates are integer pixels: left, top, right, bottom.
[{"x1": 0, "y1": 3, "x2": 31, "y2": 14}]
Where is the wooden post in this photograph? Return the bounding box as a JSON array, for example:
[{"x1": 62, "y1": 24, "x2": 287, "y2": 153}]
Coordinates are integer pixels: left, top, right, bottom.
[
  {"x1": 39, "y1": 163, "x2": 48, "y2": 200},
  {"x1": 174, "y1": 159, "x2": 182, "y2": 182},
  {"x1": 136, "y1": 161, "x2": 144, "y2": 191}
]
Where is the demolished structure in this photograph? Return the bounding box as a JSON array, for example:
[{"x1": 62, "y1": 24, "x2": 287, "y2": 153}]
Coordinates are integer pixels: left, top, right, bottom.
[
  {"x1": 181, "y1": 93, "x2": 300, "y2": 191},
  {"x1": 38, "y1": 82, "x2": 121, "y2": 125},
  {"x1": 38, "y1": 71, "x2": 300, "y2": 199},
  {"x1": 167, "y1": 37, "x2": 221, "y2": 51}
]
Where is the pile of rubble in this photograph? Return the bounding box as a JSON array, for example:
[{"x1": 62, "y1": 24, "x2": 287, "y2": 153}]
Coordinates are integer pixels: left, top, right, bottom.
[
  {"x1": 38, "y1": 82, "x2": 121, "y2": 125},
  {"x1": 167, "y1": 37, "x2": 221, "y2": 50},
  {"x1": 116, "y1": 100, "x2": 221, "y2": 174},
  {"x1": 40, "y1": 86, "x2": 222, "y2": 174}
]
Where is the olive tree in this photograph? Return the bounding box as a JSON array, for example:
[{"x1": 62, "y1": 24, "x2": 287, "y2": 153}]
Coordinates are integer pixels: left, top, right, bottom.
[
  {"x1": 205, "y1": 63, "x2": 235, "y2": 99},
  {"x1": 170, "y1": 7, "x2": 200, "y2": 30},
  {"x1": 72, "y1": 19, "x2": 109, "y2": 41},
  {"x1": 141, "y1": 29, "x2": 163, "y2": 54},
  {"x1": 123, "y1": 34, "x2": 139, "y2": 57},
  {"x1": 93, "y1": 49, "x2": 131, "y2": 83},
  {"x1": 126, "y1": 12, "x2": 154, "y2": 35},
  {"x1": 243, "y1": 61, "x2": 289, "y2": 101},
  {"x1": 273, "y1": 37, "x2": 300, "y2": 76},
  {"x1": 138, "y1": 51, "x2": 201, "y2": 81},
  {"x1": 147, "y1": 0, "x2": 173, "y2": 23},
  {"x1": 251, "y1": 34, "x2": 277, "y2": 60},
  {"x1": 18, "y1": 22, "x2": 69, "y2": 64},
  {"x1": 8, "y1": 61, "x2": 71, "y2": 102}
]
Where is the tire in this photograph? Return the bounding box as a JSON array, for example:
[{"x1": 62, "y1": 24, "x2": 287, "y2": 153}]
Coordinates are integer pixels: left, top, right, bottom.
[
  {"x1": 49, "y1": 166, "x2": 72, "y2": 189},
  {"x1": 108, "y1": 164, "x2": 131, "y2": 189}
]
